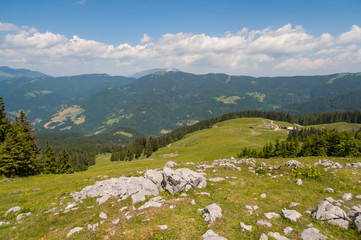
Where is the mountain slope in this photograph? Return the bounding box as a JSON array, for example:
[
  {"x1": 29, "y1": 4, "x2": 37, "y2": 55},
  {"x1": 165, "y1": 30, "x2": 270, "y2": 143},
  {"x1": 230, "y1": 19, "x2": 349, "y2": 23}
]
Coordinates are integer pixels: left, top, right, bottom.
[
  {"x1": 0, "y1": 66, "x2": 50, "y2": 81},
  {"x1": 36, "y1": 71, "x2": 361, "y2": 135}
]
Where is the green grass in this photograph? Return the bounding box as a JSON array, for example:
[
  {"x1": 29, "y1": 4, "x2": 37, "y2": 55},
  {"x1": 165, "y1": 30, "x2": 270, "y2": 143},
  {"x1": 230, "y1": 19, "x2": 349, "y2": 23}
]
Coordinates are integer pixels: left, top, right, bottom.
[{"x1": 1, "y1": 118, "x2": 361, "y2": 239}]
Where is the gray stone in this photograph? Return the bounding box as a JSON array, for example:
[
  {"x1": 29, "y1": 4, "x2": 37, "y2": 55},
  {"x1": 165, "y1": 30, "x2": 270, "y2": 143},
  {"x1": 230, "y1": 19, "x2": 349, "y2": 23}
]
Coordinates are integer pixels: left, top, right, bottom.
[
  {"x1": 0, "y1": 221, "x2": 10, "y2": 226},
  {"x1": 328, "y1": 219, "x2": 349, "y2": 229},
  {"x1": 260, "y1": 193, "x2": 267, "y2": 199},
  {"x1": 5, "y1": 206, "x2": 21, "y2": 217},
  {"x1": 99, "y1": 212, "x2": 107, "y2": 219},
  {"x1": 301, "y1": 228, "x2": 327, "y2": 240},
  {"x1": 201, "y1": 229, "x2": 228, "y2": 240},
  {"x1": 259, "y1": 233, "x2": 268, "y2": 240},
  {"x1": 283, "y1": 227, "x2": 293, "y2": 235},
  {"x1": 356, "y1": 195, "x2": 361, "y2": 199},
  {"x1": 282, "y1": 209, "x2": 302, "y2": 222},
  {"x1": 324, "y1": 188, "x2": 334, "y2": 193},
  {"x1": 240, "y1": 222, "x2": 252, "y2": 232},
  {"x1": 267, "y1": 232, "x2": 289, "y2": 240},
  {"x1": 16, "y1": 212, "x2": 31, "y2": 221},
  {"x1": 138, "y1": 201, "x2": 162, "y2": 210},
  {"x1": 67, "y1": 227, "x2": 83, "y2": 238},
  {"x1": 283, "y1": 160, "x2": 304, "y2": 168},
  {"x1": 203, "y1": 203, "x2": 222, "y2": 223},
  {"x1": 112, "y1": 218, "x2": 119, "y2": 224},
  {"x1": 257, "y1": 220, "x2": 272, "y2": 227},
  {"x1": 209, "y1": 177, "x2": 225, "y2": 182},
  {"x1": 158, "y1": 225, "x2": 168, "y2": 230},
  {"x1": 144, "y1": 169, "x2": 163, "y2": 187},
  {"x1": 352, "y1": 162, "x2": 361, "y2": 168},
  {"x1": 96, "y1": 195, "x2": 109, "y2": 205},
  {"x1": 295, "y1": 179, "x2": 303, "y2": 185},
  {"x1": 289, "y1": 202, "x2": 300, "y2": 208},
  {"x1": 315, "y1": 159, "x2": 342, "y2": 169},
  {"x1": 355, "y1": 215, "x2": 361, "y2": 233},
  {"x1": 342, "y1": 193, "x2": 352, "y2": 201},
  {"x1": 346, "y1": 204, "x2": 361, "y2": 219},
  {"x1": 162, "y1": 167, "x2": 206, "y2": 195},
  {"x1": 164, "y1": 161, "x2": 177, "y2": 168},
  {"x1": 311, "y1": 200, "x2": 350, "y2": 229},
  {"x1": 264, "y1": 212, "x2": 280, "y2": 219}
]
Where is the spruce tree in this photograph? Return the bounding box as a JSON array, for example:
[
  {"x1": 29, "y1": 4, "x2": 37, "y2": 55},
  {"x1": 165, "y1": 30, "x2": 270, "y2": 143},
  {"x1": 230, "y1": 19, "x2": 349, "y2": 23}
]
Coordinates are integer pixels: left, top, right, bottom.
[
  {"x1": 0, "y1": 97, "x2": 10, "y2": 143},
  {"x1": 58, "y1": 149, "x2": 74, "y2": 174},
  {"x1": 43, "y1": 140, "x2": 58, "y2": 174}
]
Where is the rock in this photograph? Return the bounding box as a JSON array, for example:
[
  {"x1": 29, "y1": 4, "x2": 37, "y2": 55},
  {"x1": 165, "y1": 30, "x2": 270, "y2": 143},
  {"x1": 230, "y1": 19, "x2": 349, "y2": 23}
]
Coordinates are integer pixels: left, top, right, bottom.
[
  {"x1": 203, "y1": 203, "x2": 222, "y2": 223},
  {"x1": 283, "y1": 160, "x2": 304, "y2": 168},
  {"x1": 164, "y1": 161, "x2": 177, "y2": 168},
  {"x1": 342, "y1": 193, "x2": 352, "y2": 201},
  {"x1": 99, "y1": 212, "x2": 107, "y2": 219},
  {"x1": 289, "y1": 202, "x2": 300, "y2": 208},
  {"x1": 71, "y1": 176, "x2": 159, "y2": 205},
  {"x1": 240, "y1": 222, "x2": 252, "y2": 232},
  {"x1": 315, "y1": 159, "x2": 342, "y2": 169},
  {"x1": 5, "y1": 206, "x2": 21, "y2": 216},
  {"x1": 355, "y1": 215, "x2": 361, "y2": 233},
  {"x1": 356, "y1": 195, "x2": 361, "y2": 199},
  {"x1": 282, "y1": 209, "x2": 302, "y2": 222},
  {"x1": 311, "y1": 200, "x2": 350, "y2": 229},
  {"x1": 0, "y1": 221, "x2": 10, "y2": 226},
  {"x1": 65, "y1": 203, "x2": 77, "y2": 210},
  {"x1": 260, "y1": 162, "x2": 267, "y2": 167},
  {"x1": 199, "y1": 192, "x2": 211, "y2": 196},
  {"x1": 257, "y1": 220, "x2": 272, "y2": 227},
  {"x1": 138, "y1": 201, "x2": 162, "y2": 210},
  {"x1": 259, "y1": 233, "x2": 268, "y2": 240},
  {"x1": 120, "y1": 206, "x2": 128, "y2": 212},
  {"x1": 191, "y1": 199, "x2": 196, "y2": 205},
  {"x1": 112, "y1": 218, "x2": 119, "y2": 224},
  {"x1": 267, "y1": 232, "x2": 289, "y2": 240},
  {"x1": 260, "y1": 193, "x2": 267, "y2": 199},
  {"x1": 352, "y1": 162, "x2": 361, "y2": 168},
  {"x1": 87, "y1": 223, "x2": 98, "y2": 231},
  {"x1": 144, "y1": 170, "x2": 163, "y2": 187},
  {"x1": 16, "y1": 212, "x2": 31, "y2": 221},
  {"x1": 301, "y1": 228, "x2": 327, "y2": 240},
  {"x1": 283, "y1": 227, "x2": 293, "y2": 235},
  {"x1": 209, "y1": 177, "x2": 225, "y2": 182},
  {"x1": 67, "y1": 227, "x2": 83, "y2": 238},
  {"x1": 201, "y1": 229, "x2": 228, "y2": 240},
  {"x1": 295, "y1": 179, "x2": 303, "y2": 185},
  {"x1": 162, "y1": 167, "x2": 207, "y2": 195},
  {"x1": 346, "y1": 204, "x2": 361, "y2": 219},
  {"x1": 324, "y1": 188, "x2": 334, "y2": 193},
  {"x1": 264, "y1": 212, "x2": 280, "y2": 219},
  {"x1": 158, "y1": 225, "x2": 168, "y2": 230},
  {"x1": 180, "y1": 193, "x2": 188, "y2": 197},
  {"x1": 96, "y1": 195, "x2": 109, "y2": 205}
]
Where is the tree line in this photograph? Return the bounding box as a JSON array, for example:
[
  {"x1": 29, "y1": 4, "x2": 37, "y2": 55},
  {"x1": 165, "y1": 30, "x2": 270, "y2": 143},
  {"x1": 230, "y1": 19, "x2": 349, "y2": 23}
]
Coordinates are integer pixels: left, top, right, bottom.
[{"x1": 0, "y1": 97, "x2": 94, "y2": 177}]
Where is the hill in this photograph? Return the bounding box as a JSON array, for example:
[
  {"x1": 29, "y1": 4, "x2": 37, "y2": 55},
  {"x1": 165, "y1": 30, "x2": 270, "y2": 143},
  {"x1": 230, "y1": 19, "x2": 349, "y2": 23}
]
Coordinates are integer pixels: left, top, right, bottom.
[
  {"x1": 0, "y1": 66, "x2": 50, "y2": 81},
  {"x1": 36, "y1": 71, "x2": 361, "y2": 135},
  {"x1": 129, "y1": 68, "x2": 180, "y2": 78},
  {"x1": 1, "y1": 118, "x2": 360, "y2": 239}
]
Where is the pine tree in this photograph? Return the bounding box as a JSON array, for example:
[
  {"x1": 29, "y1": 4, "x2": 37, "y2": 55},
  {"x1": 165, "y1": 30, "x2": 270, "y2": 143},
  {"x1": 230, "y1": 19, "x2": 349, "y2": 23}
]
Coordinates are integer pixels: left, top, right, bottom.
[
  {"x1": 43, "y1": 140, "x2": 58, "y2": 174},
  {"x1": 58, "y1": 149, "x2": 74, "y2": 174},
  {"x1": 0, "y1": 97, "x2": 10, "y2": 143}
]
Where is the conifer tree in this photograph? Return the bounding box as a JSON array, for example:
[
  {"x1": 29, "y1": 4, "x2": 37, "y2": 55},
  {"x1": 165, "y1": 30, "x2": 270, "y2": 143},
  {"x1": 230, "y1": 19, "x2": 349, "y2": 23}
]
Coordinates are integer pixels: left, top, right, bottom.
[
  {"x1": 43, "y1": 140, "x2": 58, "y2": 174},
  {"x1": 58, "y1": 149, "x2": 74, "y2": 174},
  {"x1": 0, "y1": 97, "x2": 10, "y2": 143}
]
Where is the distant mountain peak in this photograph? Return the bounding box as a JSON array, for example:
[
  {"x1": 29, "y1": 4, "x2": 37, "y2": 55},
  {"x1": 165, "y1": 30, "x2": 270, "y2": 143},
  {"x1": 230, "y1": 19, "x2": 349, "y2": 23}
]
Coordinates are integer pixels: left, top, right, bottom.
[
  {"x1": 129, "y1": 68, "x2": 180, "y2": 78},
  {"x1": 0, "y1": 66, "x2": 50, "y2": 81}
]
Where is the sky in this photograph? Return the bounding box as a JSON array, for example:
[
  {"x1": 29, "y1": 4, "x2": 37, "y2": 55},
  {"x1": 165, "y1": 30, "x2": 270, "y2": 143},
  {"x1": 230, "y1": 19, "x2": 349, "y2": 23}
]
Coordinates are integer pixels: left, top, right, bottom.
[{"x1": 0, "y1": 0, "x2": 361, "y2": 77}]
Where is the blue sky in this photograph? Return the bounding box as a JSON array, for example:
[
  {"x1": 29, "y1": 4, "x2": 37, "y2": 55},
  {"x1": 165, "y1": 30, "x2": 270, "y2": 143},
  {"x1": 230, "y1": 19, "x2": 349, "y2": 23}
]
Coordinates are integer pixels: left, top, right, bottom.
[{"x1": 1, "y1": 0, "x2": 361, "y2": 76}]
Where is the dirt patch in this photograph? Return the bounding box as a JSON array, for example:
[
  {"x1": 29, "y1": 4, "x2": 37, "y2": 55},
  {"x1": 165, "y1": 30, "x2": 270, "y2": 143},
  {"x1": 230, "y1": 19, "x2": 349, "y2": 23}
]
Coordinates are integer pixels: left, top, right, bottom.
[{"x1": 163, "y1": 153, "x2": 179, "y2": 158}]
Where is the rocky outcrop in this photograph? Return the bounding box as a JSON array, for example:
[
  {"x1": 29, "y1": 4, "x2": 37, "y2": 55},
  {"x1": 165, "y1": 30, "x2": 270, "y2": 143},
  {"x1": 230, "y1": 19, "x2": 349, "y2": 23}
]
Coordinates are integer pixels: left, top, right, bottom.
[
  {"x1": 347, "y1": 204, "x2": 361, "y2": 233},
  {"x1": 144, "y1": 169, "x2": 163, "y2": 187}
]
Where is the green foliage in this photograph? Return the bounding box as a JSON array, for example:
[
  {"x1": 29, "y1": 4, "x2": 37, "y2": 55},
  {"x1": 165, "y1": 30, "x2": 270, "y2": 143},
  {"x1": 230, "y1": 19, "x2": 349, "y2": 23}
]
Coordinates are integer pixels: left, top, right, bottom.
[{"x1": 292, "y1": 167, "x2": 322, "y2": 180}]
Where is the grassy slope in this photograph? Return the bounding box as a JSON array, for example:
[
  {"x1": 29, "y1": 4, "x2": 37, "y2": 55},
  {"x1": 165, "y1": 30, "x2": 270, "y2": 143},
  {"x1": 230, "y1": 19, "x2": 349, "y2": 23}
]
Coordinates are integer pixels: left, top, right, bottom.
[{"x1": 0, "y1": 118, "x2": 360, "y2": 239}]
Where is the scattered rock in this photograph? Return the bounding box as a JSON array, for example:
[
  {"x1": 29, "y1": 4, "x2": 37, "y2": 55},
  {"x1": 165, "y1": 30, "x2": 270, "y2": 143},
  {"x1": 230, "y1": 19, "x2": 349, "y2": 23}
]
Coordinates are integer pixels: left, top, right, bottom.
[
  {"x1": 99, "y1": 212, "x2": 107, "y2": 220},
  {"x1": 209, "y1": 177, "x2": 225, "y2": 182},
  {"x1": 65, "y1": 203, "x2": 77, "y2": 210},
  {"x1": 283, "y1": 227, "x2": 293, "y2": 235},
  {"x1": 301, "y1": 228, "x2": 328, "y2": 240},
  {"x1": 191, "y1": 199, "x2": 196, "y2": 205},
  {"x1": 324, "y1": 188, "x2": 334, "y2": 193},
  {"x1": 260, "y1": 193, "x2": 266, "y2": 199},
  {"x1": 67, "y1": 227, "x2": 83, "y2": 238},
  {"x1": 356, "y1": 195, "x2": 361, "y2": 199},
  {"x1": 283, "y1": 160, "x2": 304, "y2": 168},
  {"x1": 5, "y1": 206, "x2": 21, "y2": 217},
  {"x1": 201, "y1": 229, "x2": 228, "y2": 240},
  {"x1": 342, "y1": 193, "x2": 352, "y2": 201},
  {"x1": 0, "y1": 221, "x2": 10, "y2": 226},
  {"x1": 162, "y1": 167, "x2": 207, "y2": 195},
  {"x1": 96, "y1": 195, "x2": 109, "y2": 205},
  {"x1": 295, "y1": 179, "x2": 303, "y2": 185},
  {"x1": 289, "y1": 202, "x2": 300, "y2": 208},
  {"x1": 282, "y1": 209, "x2": 302, "y2": 222},
  {"x1": 87, "y1": 223, "x2": 98, "y2": 231},
  {"x1": 138, "y1": 201, "x2": 162, "y2": 210},
  {"x1": 346, "y1": 204, "x2": 361, "y2": 219},
  {"x1": 158, "y1": 225, "x2": 168, "y2": 230},
  {"x1": 180, "y1": 193, "x2": 188, "y2": 197},
  {"x1": 112, "y1": 218, "x2": 119, "y2": 224},
  {"x1": 120, "y1": 206, "x2": 128, "y2": 212},
  {"x1": 16, "y1": 212, "x2": 31, "y2": 221},
  {"x1": 351, "y1": 162, "x2": 361, "y2": 168},
  {"x1": 240, "y1": 222, "x2": 252, "y2": 232},
  {"x1": 203, "y1": 203, "x2": 222, "y2": 223},
  {"x1": 164, "y1": 161, "x2": 177, "y2": 168},
  {"x1": 355, "y1": 215, "x2": 361, "y2": 233},
  {"x1": 264, "y1": 212, "x2": 280, "y2": 219},
  {"x1": 267, "y1": 232, "x2": 289, "y2": 240},
  {"x1": 144, "y1": 170, "x2": 163, "y2": 187},
  {"x1": 311, "y1": 199, "x2": 350, "y2": 229},
  {"x1": 259, "y1": 233, "x2": 268, "y2": 240},
  {"x1": 257, "y1": 220, "x2": 272, "y2": 227}
]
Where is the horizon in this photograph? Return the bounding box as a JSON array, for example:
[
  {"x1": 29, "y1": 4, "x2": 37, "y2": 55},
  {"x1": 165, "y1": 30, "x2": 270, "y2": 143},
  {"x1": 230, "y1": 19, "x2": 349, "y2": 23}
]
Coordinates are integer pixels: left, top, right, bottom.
[{"x1": 1, "y1": 0, "x2": 361, "y2": 77}]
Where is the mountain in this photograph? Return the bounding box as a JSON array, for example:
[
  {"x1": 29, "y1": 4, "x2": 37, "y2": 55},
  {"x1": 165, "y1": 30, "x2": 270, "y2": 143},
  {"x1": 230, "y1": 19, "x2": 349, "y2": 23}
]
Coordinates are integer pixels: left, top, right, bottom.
[
  {"x1": 0, "y1": 66, "x2": 50, "y2": 81},
  {"x1": 281, "y1": 88, "x2": 361, "y2": 114},
  {"x1": 35, "y1": 71, "x2": 361, "y2": 136},
  {"x1": 0, "y1": 74, "x2": 135, "y2": 121},
  {"x1": 129, "y1": 68, "x2": 180, "y2": 78}
]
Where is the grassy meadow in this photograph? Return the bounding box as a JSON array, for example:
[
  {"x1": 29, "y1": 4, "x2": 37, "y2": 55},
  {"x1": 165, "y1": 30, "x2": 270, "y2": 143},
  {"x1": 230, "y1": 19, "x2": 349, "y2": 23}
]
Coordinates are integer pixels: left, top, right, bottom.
[{"x1": 0, "y1": 118, "x2": 361, "y2": 239}]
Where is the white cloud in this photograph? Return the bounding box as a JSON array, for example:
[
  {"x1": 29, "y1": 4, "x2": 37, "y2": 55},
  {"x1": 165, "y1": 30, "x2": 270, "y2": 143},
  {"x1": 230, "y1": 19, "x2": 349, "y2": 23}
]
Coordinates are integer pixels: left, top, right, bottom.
[
  {"x1": 140, "y1": 33, "x2": 152, "y2": 43},
  {"x1": 0, "y1": 22, "x2": 360, "y2": 76}
]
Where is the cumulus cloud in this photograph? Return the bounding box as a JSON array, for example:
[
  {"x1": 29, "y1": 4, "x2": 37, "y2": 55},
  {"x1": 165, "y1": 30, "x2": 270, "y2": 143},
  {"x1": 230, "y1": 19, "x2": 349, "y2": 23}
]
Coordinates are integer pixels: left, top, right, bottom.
[{"x1": 0, "y1": 22, "x2": 360, "y2": 76}]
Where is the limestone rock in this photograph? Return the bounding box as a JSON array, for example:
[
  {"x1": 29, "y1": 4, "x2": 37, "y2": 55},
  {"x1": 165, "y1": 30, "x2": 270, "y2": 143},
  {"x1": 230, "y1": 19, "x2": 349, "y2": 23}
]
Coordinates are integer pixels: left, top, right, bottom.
[
  {"x1": 138, "y1": 200, "x2": 162, "y2": 210},
  {"x1": 311, "y1": 199, "x2": 350, "y2": 229},
  {"x1": 260, "y1": 193, "x2": 267, "y2": 199},
  {"x1": 264, "y1": 212, "x2": 280, "y2": 219},
  {"x1": 342, "y1": 193, "x2": 352, "y2": 201},
  {"x1": 267, "y1": 232, "x2": 289, "y2": 240},
  {"x1": 346, "y1": 204, "x2": 361, "y2": 219},
  {"x1": 295, "y1": 179, "x2": 303, "y2": 185},
  {"x1": 164, "y1": 161, "x2": 177, "y2": 168},
  {"x1": 259, "y1": 233, "x2": 268, "y2": 240},
  {"x1": 144, "y1": 169, "x2": 163, "y2": 187},
  {"x1": 283, "y1": 227, "x2": 293, "y2": 235},
  {"x1": 67, "y1": 227, "x2": 83, "y2": 238},
  {"x1": 283, "y1": 160, "x2": 304, "y2": 168},
  {"x1": 301, "y1": 228, "x2": 327, "y2": 240},
  {"x1": 0, "y1": 221, "x2": 10, "y2": 226},
  {"x1": 5, "y1": 206, "x2": 21, "y2": 216},
  {"x1": 96, "y1": 195, "x2": 109, "y2": 205},
  {"x1": 16, "y1": 212, "x2": 31, "y2": 221},
  {"x1": 352, "y1": 162, "x2": 361, "y2": 168},
  {"x1": 324, "y1": 188, "x2": 334, "y2": 193},
  {"x1": 158, "y1": 225, "x2": 168, "y2": 230},
  {"x1": 209, "y1": 177, "x2": 225, "y2": 182},
  {"x1": 203, "y1": 203, "x2": 222, "y2": 223},
  {"x1": 282, "y1": 209, "x2": 302, "y2": 222},
  {"x1": 162, "y1": 167, "x2": 206, "y2": 195},
  {"x1": 257, "y1": 220, "x2": 272, "y2": 227},
  {"x1": 289, "y1": 202, "x2": 300, "y2": 208},
  {"x1": 99, "y1": 212, "x2": 107, "y2": 219},
  {"x1": 240, "y1": 222, "x2": 252, "y2": 232},
  {"x1": 355, "y1": 215, "x2": 361, "y2": 233},
  {"x1": 201, "y1": 229, "x2": 228, "y2": 240}
]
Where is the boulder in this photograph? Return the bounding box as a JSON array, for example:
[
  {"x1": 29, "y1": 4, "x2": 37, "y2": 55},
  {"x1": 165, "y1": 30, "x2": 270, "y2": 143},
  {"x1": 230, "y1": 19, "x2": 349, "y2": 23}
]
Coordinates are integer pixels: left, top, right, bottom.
[
  {"x1": 352, "y1": 162, "x2": 361, "y2": 168},
  {"x1": 283, "y1": 160, "x2": 304, "y2": 168},
  {"x1": 203, "y1": 203, "x2": 222, "y2": 223},
  {"x1": 164, "y1": 161, "x2": 177, "y2": 168},
  {"x1": 264, "y1": 212, "x2": 280, "y2": 219},
  {"x1": 283, "y1": 227, "x2": 293, "y2": 235},
  {"x1": 267, "y1": 232, "x2": 289, "y2": 240},
  {"x1": 282, "y1": 209, "x2": 302, "y2": 222},
  {"x1": 257, "y1": 220, "x2": 272, "y2": 227},
  {"x1": 201, "y1": 229, "x2": 228, "y2": 240},
  {"x1": 5, "y1": 206, "x2": 21, "y2": 217},
  {"x1": 295, "y1": 179, "x2": 303, "y2": 185},
  {"x1": 311, "y1": 199, "x2": 350, "y2": 229},
  {"x1": 16, "y1": 212, "x2": 31, "y2": 221},
  {"x1": 301, "y1": 228, "x2": 327, "y2": 240},
  {"x1": 355, "y1": 215, "x2": 361, "y2": 233},
  {"x1": 162, "y1": 167, "x2": 206, "y2": 195},
  {"x1": 240, "y1": 222, "x2": 252, "y2": 232},
  {"x1": 67, "y1": 227, "x2": 83, "y2": 238},
  {"x1": 342, "y1": 193, "x2": 352, "y2": 201},
  {"x1": 209, "y1": 177, "x2": 225, "y2": 182},
  {"x1": 144, "y1": 169, "x2": 163, "y2": 187},
  {"x1": 324, "y1": 188, "x2": 334, "y2": 193},
  {"x1": 346, "y1": 204, "x2": 361, "y2": 219},
  {"x1": 259, "y1": 233, "x2": 268, "y2": 240}
]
